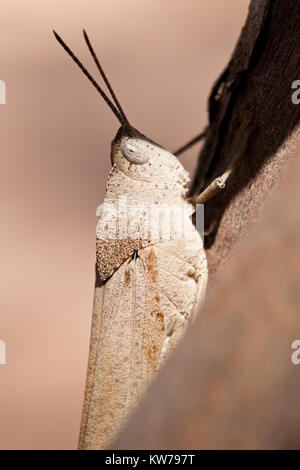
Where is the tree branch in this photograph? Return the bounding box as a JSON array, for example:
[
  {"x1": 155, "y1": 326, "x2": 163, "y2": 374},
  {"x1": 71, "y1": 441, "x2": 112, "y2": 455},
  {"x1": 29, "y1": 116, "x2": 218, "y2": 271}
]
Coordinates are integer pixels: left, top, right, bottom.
[
  {"x1": 113, "y1": 0, "x2": 300, "y2": 449},
  {"x1": 190, "y1": 0, "x2": 300, "y2": 279}
]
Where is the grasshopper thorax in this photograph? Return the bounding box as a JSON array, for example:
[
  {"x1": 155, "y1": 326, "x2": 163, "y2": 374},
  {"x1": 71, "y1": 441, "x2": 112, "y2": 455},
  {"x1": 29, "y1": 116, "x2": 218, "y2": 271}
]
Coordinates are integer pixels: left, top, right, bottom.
[{"x1": 53, "y1": 31, "x2": 189, "y2": 193}]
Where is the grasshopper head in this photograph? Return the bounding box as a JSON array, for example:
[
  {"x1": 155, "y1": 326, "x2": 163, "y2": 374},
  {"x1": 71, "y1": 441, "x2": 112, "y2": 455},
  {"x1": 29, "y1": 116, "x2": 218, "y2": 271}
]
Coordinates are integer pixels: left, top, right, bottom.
[
  {"x1": 53, "y1": 30, "x2": 188, "y2": 189},
  {"x1": 111, "y1": 125, "x2": 189, "y2": 189},
  {"x1": 111, "y1": 126, "x2": 151, "y2": 165}
]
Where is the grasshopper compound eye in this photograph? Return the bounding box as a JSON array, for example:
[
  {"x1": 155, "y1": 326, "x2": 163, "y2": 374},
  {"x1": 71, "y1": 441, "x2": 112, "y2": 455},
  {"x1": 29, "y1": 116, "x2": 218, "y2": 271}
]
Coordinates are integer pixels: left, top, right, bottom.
[{"x1": 120, "y1": 138, "x2": 150, "y2": 164}]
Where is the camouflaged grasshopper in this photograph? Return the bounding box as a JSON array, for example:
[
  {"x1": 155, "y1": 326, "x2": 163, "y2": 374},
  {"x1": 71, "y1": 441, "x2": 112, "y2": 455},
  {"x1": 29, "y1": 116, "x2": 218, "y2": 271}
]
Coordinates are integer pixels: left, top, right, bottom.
[{"x1": 54, "y1": 30, "x2": 231, "y2": 450}]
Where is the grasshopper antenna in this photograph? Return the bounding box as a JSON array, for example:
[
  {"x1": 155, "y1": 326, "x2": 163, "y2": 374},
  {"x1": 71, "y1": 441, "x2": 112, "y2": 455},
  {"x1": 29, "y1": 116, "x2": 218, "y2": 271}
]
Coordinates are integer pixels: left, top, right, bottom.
[
  {"x1": 83, "y1": 29, "x2": 130, "y2": 128},
  {"x1": 53, "y1": 30, "x2": 124, "y2": 125}
]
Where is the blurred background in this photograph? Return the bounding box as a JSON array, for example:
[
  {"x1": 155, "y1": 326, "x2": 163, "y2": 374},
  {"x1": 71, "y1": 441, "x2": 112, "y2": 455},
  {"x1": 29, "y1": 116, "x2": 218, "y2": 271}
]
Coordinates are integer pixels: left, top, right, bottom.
[{"x1": 0, "y1": 0, "x2": 249, "y2": 449}]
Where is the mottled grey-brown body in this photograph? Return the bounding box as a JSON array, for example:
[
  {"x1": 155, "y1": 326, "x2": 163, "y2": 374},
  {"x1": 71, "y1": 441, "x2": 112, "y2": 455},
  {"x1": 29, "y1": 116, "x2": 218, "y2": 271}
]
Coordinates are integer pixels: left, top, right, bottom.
[
  {"x1": 52, "y1": 30, "x2": 208, "y2": 451},
  {"x1": 79, "y1": 128, "x2": 208, "y2": 449}
]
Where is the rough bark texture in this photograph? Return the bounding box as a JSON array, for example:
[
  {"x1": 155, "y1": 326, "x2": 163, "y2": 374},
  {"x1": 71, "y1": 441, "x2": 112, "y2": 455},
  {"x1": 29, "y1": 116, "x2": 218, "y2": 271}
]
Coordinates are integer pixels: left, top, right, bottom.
[
  {"x1": 115, "y1": 145, "x2": 300, "y2": 449},
  {"x1": 113, "y1": 0, "x2": 300, "y2": 449},
  {"x1": 190, "y1": 0, "x2": 300, "y2": 280}
]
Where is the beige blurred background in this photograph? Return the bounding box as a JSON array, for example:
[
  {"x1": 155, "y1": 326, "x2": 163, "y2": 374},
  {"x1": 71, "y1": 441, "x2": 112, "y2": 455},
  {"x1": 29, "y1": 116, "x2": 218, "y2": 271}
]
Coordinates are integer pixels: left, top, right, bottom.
[{"x1": 0, "y1": 0, "x2": 249, "y2": 449}]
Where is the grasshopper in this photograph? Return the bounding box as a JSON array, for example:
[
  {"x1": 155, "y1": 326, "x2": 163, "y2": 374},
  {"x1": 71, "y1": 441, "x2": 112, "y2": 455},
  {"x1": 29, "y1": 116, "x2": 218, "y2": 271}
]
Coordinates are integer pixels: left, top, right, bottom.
[{"x1": 54, "y1": 30, "x2": 232, "y2": 449}]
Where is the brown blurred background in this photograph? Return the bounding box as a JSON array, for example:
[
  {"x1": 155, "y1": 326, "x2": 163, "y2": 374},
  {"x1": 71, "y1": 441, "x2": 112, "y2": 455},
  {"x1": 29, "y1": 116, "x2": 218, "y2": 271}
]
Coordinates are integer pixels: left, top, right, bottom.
[{"x1": 0, "y1": 0, "x2": 249, "y2": 449}]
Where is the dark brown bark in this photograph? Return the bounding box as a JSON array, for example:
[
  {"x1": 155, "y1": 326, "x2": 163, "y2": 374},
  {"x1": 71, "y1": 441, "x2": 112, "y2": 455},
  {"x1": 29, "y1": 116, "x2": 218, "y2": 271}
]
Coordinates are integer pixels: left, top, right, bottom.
[
  {"x1": 115, "y1": 145, "x2": 300, "y2": 449},
  {"x1": 113, "y1": 0, "x2": 300, "y2": 449},
  {"x1": 190, "y1": 0, "x2": 300, "y2": 279}
]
